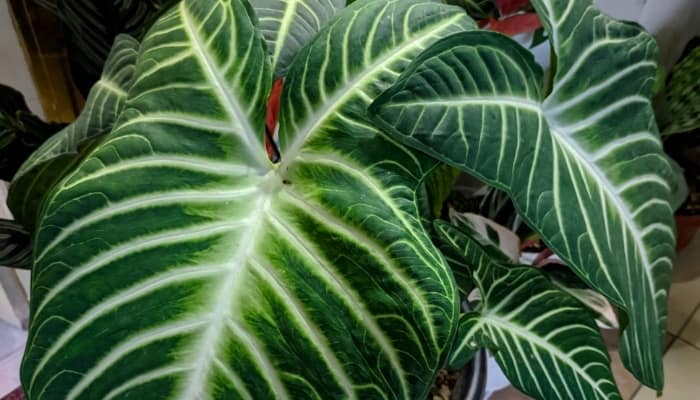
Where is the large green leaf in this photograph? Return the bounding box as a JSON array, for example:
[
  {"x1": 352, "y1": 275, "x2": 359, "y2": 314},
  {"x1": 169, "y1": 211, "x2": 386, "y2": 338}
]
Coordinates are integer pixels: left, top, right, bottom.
[
  {"x1": 371, "y1": 0, "x2": 677, "y2": 389},
  {"x1": 22, "y1": 1, "x2": 476, "y2": 399},
  {"x1": 252, "y1": 0, "x2": 345, "y2": 77},
  {"x1": 435, "y1": 220, "x2": 621, "y2": 400},
  {"x1": 8, "y1": 35, "x2": 139, "y2": 231}
]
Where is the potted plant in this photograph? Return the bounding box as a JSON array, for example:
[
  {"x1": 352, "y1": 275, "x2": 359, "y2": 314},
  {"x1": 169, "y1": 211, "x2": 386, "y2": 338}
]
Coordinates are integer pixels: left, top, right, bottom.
[{"x1": 3, "y1": 0, "x2": 682, "y2": 399}]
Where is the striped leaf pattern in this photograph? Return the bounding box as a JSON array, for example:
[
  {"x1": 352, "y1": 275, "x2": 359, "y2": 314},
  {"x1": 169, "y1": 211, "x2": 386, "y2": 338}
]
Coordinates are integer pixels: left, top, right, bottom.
[
  {"x1": 435, "y1": 220, "x2": 621, "y2": 400},
  {"x1": 252, "y1": 0, "x2": 344, "y2": 77},
  {"x1": 371, "y1": 0, "x2": 677, "y2": 389},
  {"x1": 35, "y1": 0, "x2": 171, "y2": 90},
  {"x1": 0, "y1": 219, "x2": 31, "y2": 270},
  {"x1": 277, "y1": 0, "x2": 476, "y2": 163},
  {"x1": 8, "y1": 35, "x2": 139, "y2": 231},
  {"x1": 22, "y1": 1, "x2": 476, "y2": 399}
]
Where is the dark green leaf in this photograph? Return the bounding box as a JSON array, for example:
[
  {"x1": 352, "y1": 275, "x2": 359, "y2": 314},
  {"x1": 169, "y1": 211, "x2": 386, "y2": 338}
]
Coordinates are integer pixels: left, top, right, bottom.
[
  {"x1": 436, "y1": 220, "x2": 621, "y2": 400},
  {"x1": 8, "y1": 35, "x2": 139, "y2": 231},
  {"x1": 0, "y1": 85, "x2": 64, "y2": 182},
  {"x1": 371, "y1": 0, "x2": 678, "y2": 388},
  {"x1": 34, "y1": 0, "x2": 175, "y2": 93},
  {"x1": 22, "y1": 1, "x2": 477, "y2": 398}
]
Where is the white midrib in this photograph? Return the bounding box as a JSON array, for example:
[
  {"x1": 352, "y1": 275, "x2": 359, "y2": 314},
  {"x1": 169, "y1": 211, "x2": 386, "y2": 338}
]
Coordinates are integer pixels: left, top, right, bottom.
[
  {"x1": 180, "y1": 3, "x2": 269, "y2": 169},
  {"x1": 178, "y1": 191, "x2": 270, "y2": 400},
  {"x1": 545, "y1": 113, "x2": 658, "y2": 315},
  {"x1": 279, "y1": 13, "x2": 466, "y2": 171},
  {"x1": 480, "y1": 316, "x2": 613, "y2": 399},
  {"x1": 270, "y1": 0, "x2": 300, "y2": 70}
]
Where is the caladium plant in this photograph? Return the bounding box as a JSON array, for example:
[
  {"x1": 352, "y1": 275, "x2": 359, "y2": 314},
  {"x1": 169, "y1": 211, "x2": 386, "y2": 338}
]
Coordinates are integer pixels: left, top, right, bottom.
[{"x1": 15, "y1": 0, "x2": 681, "y2": 399}]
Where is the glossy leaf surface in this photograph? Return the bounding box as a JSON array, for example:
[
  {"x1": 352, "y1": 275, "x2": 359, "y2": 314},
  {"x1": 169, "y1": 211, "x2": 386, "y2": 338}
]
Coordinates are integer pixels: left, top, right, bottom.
[
  {"x1": 435, "y1": 220, "x2": 621, "y2": 400},
  {"x1": 9, "y1": 35, "x2": 139, "y2": 231},
  {"x1": 371, "y1": 0, "x2": 677, "y2": 389},
  {"x1": 22, "y1": 1, "x2": 475, "y2": 399}
]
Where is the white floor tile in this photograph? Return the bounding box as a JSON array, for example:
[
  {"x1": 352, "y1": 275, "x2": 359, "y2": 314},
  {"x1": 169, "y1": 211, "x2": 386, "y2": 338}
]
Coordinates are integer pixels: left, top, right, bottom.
[
  {"x1": 634, "y1": 340, "x2": 700, "y2": 399},
  {"x1": 679, "y1": 307, "x2": 700, "y2": 348}
]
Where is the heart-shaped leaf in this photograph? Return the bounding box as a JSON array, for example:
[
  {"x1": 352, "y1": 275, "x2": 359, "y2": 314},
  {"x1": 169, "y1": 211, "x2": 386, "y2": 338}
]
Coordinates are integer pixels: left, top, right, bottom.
[
  {"x1": 435, "y1": 220, "x2": 621, "y2": 400},
  {"x1": 9, "y1": 35, "x2": 139, "y2": 231},
  {"x1": 371, "y1": 0, "x2": 678, "y2": 389},
  {"x1": 22, "y1": 1, "x2": 476, "y2": 399}
]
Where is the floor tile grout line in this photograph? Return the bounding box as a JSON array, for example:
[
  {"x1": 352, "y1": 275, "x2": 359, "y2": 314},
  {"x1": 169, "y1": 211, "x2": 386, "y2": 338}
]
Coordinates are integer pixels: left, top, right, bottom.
[
  {"x1": 675, "y1": 300, "x2": 700, "y2": 343},
  {"x1": 675, "y1": 337, "x2": 700, "y2": 352},
  {"x1": 628, "y1": 330, "x2": 684, "y2": 400},
  {"x1": 630, "y1": 303, "x2": 700, "y2": 400}
]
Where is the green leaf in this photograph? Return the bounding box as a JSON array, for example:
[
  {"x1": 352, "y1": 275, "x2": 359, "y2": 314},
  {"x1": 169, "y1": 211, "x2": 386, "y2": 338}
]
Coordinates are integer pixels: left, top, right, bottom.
[
  {"x1": 434, "y1": 211, "x2": 514, "y2": 298},
  {"x1": 662, "y1": 46, "x2": 700, "y2": 135},
  {"x1": 543, "y1": 264, "x2": 618, "y2": 330},
  {"x1": 435, "y1": 220, "x2": 621, "y2": 400},
  {"x1": 371, "y1": 0, "x2": 677, "y2": 389},
  {"x1": 34, "y1": 0, "x2": 173, "y2": 92},
  {"x1": 22, "y1": 1, "x2": 477, "y2": 399},
  {"x1": 252, "y1": 0, "x2": 345, "y2": 77},
  {"x1": 0, "y1": 219, "x2": 32, "y2": 270},
  {"x1": 8, "y1": 35, "x2": 139, "y2": 231},
  {"x1": 449, "y1": 210, "x2": 520, "y2": 262},
  {"x1": 445, "y1": 0, "x2": 498, "y2": 20},
  {"x1": 424, "y1": 164, "x2": 461, "y2": 217},
  {"x1": 0, "y1": 85, "x2": 64, "y2": 182}
]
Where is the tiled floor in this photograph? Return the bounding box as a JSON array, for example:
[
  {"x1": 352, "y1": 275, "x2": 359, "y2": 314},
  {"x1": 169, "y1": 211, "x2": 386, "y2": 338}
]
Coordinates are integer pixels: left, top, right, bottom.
[{"x1": 0, "y1": 0, "x2": 43, "y2": 118}]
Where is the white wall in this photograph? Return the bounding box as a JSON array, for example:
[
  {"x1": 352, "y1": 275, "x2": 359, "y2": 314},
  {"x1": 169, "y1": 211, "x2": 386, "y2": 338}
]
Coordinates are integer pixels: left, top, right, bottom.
[{"x1": 597, "y1": 0, "x2": 700, "y2": 69}]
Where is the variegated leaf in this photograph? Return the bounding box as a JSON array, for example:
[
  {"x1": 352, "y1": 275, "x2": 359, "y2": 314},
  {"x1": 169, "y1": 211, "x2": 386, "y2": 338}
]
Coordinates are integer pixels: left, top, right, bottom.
[
  {"x1": 9, "y1": 35, "x2": 139, "y2": 231},
  {"x1": 252, "y1": 0, "x2": 345, "y2": 77},
  {"x1": 22, "y1": 1, "x2": 476, "y2": 399},
  {"x1": 371, "y1": 0, "x2": 677, "y2": 388},
  {"x1": 435, "y1": 220, "x2": 621, "y2": 400}
]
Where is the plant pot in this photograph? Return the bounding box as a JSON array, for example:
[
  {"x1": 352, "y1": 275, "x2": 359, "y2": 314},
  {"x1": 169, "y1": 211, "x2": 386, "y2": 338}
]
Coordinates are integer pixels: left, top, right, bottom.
[{"x1": 429, "y1": 349, "x2": 488, "y2": 400}]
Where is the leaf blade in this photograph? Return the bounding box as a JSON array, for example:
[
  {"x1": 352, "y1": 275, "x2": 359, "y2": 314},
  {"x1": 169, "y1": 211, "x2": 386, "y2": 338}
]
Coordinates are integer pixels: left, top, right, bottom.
[
  {"x1": 252, "y1": 0, "x2": 345, "y2": 77},
  {"x1": 9, "y1": 35, "x2": 140, "y2": 231},
  {"x1": 23, "y1": 1, "x2": 474, "y2": 399},
  {"x1": 371, "y1": 2, "x2": 677, "y2": 388},
  {"x1": 436, "y1": 220, "x2": 622, "y2": 400}
]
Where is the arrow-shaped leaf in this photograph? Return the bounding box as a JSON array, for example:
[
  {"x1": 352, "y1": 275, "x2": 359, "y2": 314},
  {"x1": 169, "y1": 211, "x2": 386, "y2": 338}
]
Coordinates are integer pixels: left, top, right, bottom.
[
  {"x1": 9, "y1": 35, "x2": 139, "y2": 231},
  {"x1": 371, "y1": 0, "x2": 677, "y2": 389},
  {"x1": 252, "y1": 0, "x2": 345, "y2": 77},
  {"x1": 435, "y1": 220, "x2": 621, "y2": 400},
  {"x1": 22, "y1": 1, "x2": 476, "y2": 399}
]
